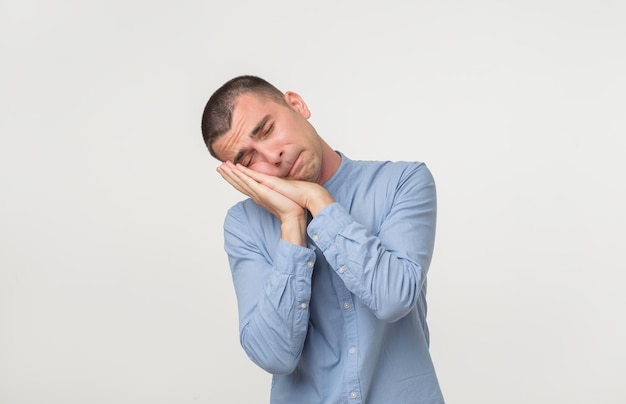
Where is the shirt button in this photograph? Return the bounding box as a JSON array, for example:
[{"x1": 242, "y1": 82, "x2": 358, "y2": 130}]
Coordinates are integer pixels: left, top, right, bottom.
[
  {"x1": 338, "y1": 266, "x2": 345, "y2": 274},
  {"x1": 300, "y1": 303, "x2": 308, "y2": 309},
  {"x1": 349, "y1": 347, "x2": 356, "y2": 354},
  {"x1": 312, "y1": 234, "x2": 319, "y2": 242},
  {"x1": 307, "y1": 261, "x2": 314, "y2": 268},
  {"x1": 343, "y1": 302, "x2": 350, "y2": 309},
  {"x1": 350, "y1": 392, "x2": 358, "y2": 399}
]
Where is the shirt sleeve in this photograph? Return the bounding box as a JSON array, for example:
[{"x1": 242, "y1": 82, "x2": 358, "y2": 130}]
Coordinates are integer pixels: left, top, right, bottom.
[
  {"x1": 307, "y1": 163, "x2": 437, "y2": 322},
  {"x1": 224, "y1": 206, "x2": 315, "y2": 374}
]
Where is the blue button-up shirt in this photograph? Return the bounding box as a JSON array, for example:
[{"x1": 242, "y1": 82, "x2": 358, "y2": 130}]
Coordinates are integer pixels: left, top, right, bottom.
[{"x1": 223, "y1": 153, "x2": 444, "y2": 403}]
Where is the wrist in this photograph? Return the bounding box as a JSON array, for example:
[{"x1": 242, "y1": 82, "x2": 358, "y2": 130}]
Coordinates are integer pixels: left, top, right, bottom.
[
  {"x1": 280, "y1": 213, "x2": 308, "y2": 247},
  {"x1": 307, "y1": 192, "x2": 335, "y2": 217}
]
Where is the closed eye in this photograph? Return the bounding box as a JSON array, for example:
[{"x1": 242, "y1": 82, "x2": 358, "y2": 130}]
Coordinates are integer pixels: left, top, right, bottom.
[
  {"x1": 237, "y1": 117, "x2": 272, "y2": 166},
  {"x1": 243, "y1": 151, "x2": 256, "y2": 167},
  {"x1": 260, "y1": 123, "x2": 273, "y2": 139}
]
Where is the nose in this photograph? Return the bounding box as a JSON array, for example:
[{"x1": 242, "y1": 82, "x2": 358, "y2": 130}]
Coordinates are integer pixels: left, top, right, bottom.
[{"x1": 256, "y1": 142, "x2": 282, "y2": 166}]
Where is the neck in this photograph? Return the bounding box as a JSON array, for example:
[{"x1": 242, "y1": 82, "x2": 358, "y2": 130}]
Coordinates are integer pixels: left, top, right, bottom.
[{"x1": 317, "y1": 140, "x2": 341, "y2": 185}]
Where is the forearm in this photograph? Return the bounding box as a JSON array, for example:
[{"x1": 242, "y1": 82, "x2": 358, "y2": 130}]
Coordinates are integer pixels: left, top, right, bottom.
[
  {"x1": 238, "y1": 264, "x2": 312, "y2": 374},
  {"x1": 312, "y1": 210, "x2": 430, "y2": 321},
  {"x1": 308, "y1": 166, "x2": 437, "y2": 322},
  {"x1": 280, "y1": 215, "x2": 308, "y2": 247},
  {"x1": 227, "y1": 216, "x2": 314, "y2": 374}
]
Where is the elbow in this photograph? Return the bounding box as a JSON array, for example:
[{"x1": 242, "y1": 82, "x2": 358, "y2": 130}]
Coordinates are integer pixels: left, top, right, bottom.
[
  {"x1": 374, "y1": 301, "x2": 415, "y2": 323},
  {"x1": 253, "y1": 356, "x2": 299, "y2": 375},
  {"x1": 244, "y1": 346, "x2": 300, "y2": 375},
  {"x1": 373, "y1": 263, "x2": 425, "y2": 323},
  {"x1": 240, "y1": 330, "x2": 301, "y2": 375}
]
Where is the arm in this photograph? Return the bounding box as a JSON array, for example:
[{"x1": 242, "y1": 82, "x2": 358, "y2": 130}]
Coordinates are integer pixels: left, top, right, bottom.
[
  {"x1": 308, "y1": 163, "x2": 437, "y2": 322},
  {"x1": 217, "y1": 161, "x2": 310, "y2": 246},
  {"x1": 224, "y1": 206, "x2": 315, "y2": 374},
  {"x1": 222, "y1": 161, "x2": 436, "y2": 322},
  {"x1": 217, "y1": 161, "x2": 320, "y2": 374}
]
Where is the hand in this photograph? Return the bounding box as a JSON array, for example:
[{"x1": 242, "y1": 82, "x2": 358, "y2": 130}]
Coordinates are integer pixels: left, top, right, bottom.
[
  {"x1": 217, "y1": 161, "x2": 307, "y2": 220},
  {"x1": 230, "y1": 163, "x2": 335, "y2": 216},
  {"x1": 217, "y1": 161, "x2": 308, "y2": 245}
]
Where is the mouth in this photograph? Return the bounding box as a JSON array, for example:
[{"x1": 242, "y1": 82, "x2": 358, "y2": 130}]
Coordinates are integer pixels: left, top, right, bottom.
[{"x1": 287, "y1": 153, "x2": 301, "y2": 178}]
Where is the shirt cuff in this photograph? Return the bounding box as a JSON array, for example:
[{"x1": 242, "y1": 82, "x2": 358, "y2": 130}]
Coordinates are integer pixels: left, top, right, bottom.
[
  {"x1": 273, "y1": 238, "x2": 317, "y2": 277},
  {"x1": 307, "y1": 202, "x2": 353, "y2": 251}
]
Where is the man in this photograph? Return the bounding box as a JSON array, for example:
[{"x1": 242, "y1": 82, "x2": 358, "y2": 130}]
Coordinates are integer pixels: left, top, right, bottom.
[{"x1": 201, "y1": 75, "x2": 444, "y2": 403}]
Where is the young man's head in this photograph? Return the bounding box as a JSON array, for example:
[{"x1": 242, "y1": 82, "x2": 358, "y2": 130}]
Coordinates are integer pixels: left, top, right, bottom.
[
  {"x1": 201, "y1": 76, "x2": 287, "y2": 159},
  {"x1": 202, "y1": 75, "x2": 338, "y2": 184}
]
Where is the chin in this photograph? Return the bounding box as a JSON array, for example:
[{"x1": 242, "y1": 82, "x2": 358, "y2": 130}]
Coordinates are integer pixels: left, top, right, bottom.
[{"x1": 299, "y1": 172, "x2": 318, "y2": 183}]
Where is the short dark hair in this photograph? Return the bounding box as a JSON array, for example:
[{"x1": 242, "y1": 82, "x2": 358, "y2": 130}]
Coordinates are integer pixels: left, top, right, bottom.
[{"x1": 201, "y1": 75, "x2": 286, "y2": 159}]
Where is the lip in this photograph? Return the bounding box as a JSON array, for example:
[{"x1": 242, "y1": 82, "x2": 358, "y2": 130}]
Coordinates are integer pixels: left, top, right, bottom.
[{"x1": 287, "y1": 153, "x2": 301, "y2": 178}]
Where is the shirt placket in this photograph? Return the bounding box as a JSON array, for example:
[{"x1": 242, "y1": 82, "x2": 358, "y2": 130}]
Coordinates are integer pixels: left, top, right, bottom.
[{"x1": 330, "y1": 268, "x2": 362, "y2": 403}]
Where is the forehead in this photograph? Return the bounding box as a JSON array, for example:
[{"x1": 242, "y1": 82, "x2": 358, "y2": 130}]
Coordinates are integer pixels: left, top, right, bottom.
[
  {"x1": 212, "y1": 93, "x2": 280, "y2": 161},
  {"x1": 233, "y1": 92, "x2": 275, "y2": 119}
]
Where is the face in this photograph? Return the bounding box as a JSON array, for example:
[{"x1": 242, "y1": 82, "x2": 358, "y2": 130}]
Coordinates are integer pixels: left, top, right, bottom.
[{"x1": 212, "y1": 91, "x2": 325, "y2": 183}]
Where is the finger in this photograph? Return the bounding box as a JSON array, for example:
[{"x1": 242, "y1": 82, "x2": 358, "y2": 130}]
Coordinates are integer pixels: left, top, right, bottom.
[
  {"x1": 234, "y1": 163, "x2": 306, "y2": 204},
  {"x1": 217, "y1": 163, "x2": 258, "y2": 197},
  {"x1": 225, "y1": 162, "x2": 282, "y2": 196},
  {"x1": 221, "y1": 162, "x2": 283, "y2": 204},
  {"x1": 234, "y1": 163, "x2": 280, "y2": 189}
]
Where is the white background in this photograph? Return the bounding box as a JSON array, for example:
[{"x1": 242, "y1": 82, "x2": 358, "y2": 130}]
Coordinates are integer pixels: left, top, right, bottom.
[{"x1": 1, "y1": 1, "x2": 625, "y2": 403}]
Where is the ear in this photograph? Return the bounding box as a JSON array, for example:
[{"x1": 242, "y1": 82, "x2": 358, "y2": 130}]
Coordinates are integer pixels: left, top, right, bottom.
[{"x1": 284, "y1": 91, "x2": 311, "y2": 119}]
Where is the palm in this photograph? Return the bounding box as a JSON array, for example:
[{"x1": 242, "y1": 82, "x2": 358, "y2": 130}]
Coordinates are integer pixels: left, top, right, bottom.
[{"x1": 217, "y1": 162, "x2": 304, "y2": 221}]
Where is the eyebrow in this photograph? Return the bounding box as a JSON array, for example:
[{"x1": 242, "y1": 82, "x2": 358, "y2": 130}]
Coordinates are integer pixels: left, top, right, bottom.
[{"x1": 233, "y1": 114, "x2": 270, "y2": 164}]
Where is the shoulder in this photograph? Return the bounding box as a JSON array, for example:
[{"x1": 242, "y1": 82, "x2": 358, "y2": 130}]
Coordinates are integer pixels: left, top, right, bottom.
[
  {"x1": 224, "y1": 199, "x2": 280, "y2": 246},
  {"x1": 348, "y1": 157, "x2": 432, "y2": 185},
  {"x1": 225, "y1": 198, "x2": 271, "y2": 228}
]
